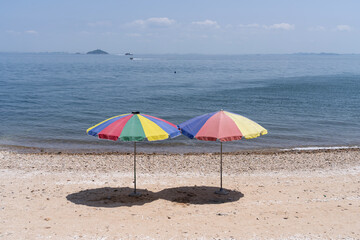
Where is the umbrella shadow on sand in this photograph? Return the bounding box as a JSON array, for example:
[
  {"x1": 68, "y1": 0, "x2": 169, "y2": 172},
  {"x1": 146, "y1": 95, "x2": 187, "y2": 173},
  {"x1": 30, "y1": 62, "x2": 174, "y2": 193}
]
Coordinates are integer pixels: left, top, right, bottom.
[
  {"x1": 157, "y1": 186, "x2": 244, "y2": 205},
  {"x1": 66, "y1": 187, "x2": 158, "y2": 208},
  {"x1": 67, "y1": 186, "x2": 244, "y2": 207}
]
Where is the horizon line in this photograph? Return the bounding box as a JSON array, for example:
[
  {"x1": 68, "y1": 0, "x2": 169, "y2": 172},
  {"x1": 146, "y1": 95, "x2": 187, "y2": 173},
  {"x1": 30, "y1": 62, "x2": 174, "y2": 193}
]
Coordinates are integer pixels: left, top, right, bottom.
[{"x1": 1, "y1": 51, "x2": 360, "y2": 55}]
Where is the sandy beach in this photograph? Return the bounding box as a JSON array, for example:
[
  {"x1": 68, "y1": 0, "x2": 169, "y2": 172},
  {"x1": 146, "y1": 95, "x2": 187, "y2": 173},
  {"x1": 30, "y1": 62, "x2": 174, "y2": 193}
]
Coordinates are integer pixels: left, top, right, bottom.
[{"x1": 0, "y1": 149, "x2": 359, "y2": 239}]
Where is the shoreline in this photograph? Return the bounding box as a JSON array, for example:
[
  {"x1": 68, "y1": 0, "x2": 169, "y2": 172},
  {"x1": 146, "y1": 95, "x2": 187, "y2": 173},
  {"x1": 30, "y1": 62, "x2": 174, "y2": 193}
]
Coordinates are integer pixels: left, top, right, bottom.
[{"x1": 1, "y1": 143, "x2": 359, "y2": 155}]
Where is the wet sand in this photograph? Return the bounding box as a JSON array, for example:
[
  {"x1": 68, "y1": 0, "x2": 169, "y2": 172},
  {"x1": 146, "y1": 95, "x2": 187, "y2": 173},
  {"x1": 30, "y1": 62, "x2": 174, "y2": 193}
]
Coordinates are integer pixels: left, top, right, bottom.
[{"x1": 0, "y1": 149, "x2": 359, "y2": 239}]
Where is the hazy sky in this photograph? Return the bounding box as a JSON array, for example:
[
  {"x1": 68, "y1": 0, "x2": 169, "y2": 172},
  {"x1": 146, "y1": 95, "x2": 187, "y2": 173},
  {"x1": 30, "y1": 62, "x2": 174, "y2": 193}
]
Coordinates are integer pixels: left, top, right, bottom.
[{"x1": 1, "y1": 0, "x2": 359, "y2": 54}]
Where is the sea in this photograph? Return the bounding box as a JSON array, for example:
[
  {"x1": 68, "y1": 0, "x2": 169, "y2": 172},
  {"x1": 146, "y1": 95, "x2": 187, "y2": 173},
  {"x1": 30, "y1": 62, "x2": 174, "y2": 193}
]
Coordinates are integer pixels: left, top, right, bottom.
[{"x1": 0, "y1": 52, "x2": 359, "y2": 153}]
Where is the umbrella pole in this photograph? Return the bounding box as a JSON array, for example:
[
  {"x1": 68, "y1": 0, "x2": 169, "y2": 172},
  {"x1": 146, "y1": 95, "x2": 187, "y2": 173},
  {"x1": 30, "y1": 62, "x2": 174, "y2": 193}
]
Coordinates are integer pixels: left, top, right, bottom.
[
  {"x1": 220, "y1": 141, "x2": 223, "y2": 190},
  {"x1": 215, "y1": 141, "x2": 228, "y2": 195},
  {"x1": 134, "y1": 141, "x2": 137, "y2": 192},
  {"x1": 130, "y1": 141, "x2": 141, "y2": 197}
]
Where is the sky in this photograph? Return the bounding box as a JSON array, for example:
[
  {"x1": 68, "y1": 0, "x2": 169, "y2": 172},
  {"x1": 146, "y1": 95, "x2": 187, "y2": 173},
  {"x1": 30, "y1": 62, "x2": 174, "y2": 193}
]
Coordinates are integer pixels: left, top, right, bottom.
[{"x1": 1, "y1": 0, "x2": 360, "y2": 54}]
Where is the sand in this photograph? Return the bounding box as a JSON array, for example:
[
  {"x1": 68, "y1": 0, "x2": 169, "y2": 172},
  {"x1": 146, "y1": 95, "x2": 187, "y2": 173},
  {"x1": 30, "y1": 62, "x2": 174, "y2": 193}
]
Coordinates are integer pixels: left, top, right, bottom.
[{"x1": 0, "y1": 149, "x2": 359, "y2": 239}]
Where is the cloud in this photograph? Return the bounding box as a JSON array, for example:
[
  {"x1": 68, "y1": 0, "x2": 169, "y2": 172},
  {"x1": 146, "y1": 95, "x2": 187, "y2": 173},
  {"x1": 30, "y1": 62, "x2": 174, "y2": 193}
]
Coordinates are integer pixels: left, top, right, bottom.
[
  {"x1": 25, "y1": 30, "x2": 38, "y2": 34},
  {"x1": 6, "y1": 30, "x2": 21, "y2": 35},
  {"x1": 78, "y1": 31, "x2": 92, "y2": 35},
  {"x1": 102, "y1": 32, "x2": 117, "y2": 36},
  {"x1": 238, "y1": 23, "x2": 294, "y2": 31},
  {"x1": 239, "y1": 23, "x2": 260, "y2": 28},
  {"x1": 126, "y1": 33, "x2": 142, "y2": 37},
  {"x1": 192, "y1": 20, "x2": 220, "y2": 28},
  {"x1": 336, "y1": 25, "x2": 352, "y2": 31},
  {"x1": 131, "y1": 17, "x2": 175, "y2": 28},
  {"x1": 88, "y1": 21, "x2": 112, "y2": 27},
  {"x1": 265, "y1": 23, "x2": 295, "y2": 30},
  {"x1": 308, "y1": 25, "x2": 326, "y2": 31},
  {"x1": 6, "y1": 30, "x2": 39, "y2": 35}
]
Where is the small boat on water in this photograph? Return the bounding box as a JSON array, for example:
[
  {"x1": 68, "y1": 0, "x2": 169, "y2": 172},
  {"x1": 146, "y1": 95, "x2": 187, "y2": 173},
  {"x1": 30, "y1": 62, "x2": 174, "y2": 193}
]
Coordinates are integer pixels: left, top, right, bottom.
[
  {"x1": 125, "y1": 52, "x2": 133, "y2": 56},
  {"x1": 129, "y1": 57, "x2": 134, "y2": 60}
]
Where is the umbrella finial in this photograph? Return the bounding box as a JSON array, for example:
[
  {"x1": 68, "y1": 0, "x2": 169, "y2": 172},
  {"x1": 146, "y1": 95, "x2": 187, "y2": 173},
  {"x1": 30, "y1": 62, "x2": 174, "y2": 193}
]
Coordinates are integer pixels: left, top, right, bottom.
[{"x1": 132, "y1": 111, "x2": 140, "y2": 114}]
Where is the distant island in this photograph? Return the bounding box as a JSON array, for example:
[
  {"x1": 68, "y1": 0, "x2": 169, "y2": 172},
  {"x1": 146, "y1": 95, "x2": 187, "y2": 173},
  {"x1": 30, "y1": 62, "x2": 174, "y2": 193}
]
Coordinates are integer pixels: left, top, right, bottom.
[
  {"x1": 292, "y1": 52, "x2": 339, "y2": 56},
  {"x1": 86, "y1": 49, "x2": 109, "y2": 55}
]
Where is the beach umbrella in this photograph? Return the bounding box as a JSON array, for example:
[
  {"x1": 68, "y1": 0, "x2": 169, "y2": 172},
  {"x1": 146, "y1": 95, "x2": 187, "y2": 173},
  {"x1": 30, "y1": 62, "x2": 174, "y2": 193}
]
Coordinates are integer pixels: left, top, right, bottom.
[
  {"x1": 178, "y1": 110, "x2": 267, "y2": 194},
  {"x1": 87, "y1": 111, "x2": 180, "y2": 196}
]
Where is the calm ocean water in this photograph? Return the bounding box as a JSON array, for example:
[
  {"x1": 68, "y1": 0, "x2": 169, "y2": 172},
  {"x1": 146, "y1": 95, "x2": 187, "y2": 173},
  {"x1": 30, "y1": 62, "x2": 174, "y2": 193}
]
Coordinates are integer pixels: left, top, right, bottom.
[{"x1": 0, "y1": 53, "x2": 359, "y2": 153}]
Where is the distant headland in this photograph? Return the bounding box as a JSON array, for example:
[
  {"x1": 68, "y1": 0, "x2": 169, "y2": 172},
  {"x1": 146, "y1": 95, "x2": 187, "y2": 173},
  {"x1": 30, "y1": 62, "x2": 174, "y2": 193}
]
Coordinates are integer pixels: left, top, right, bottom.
[
  {"x1": 292, "y1": 52, "x2": 340, "y2": 56},
  {"x1": 86, "y1": 49, "x2": 109, "y2": 55}
]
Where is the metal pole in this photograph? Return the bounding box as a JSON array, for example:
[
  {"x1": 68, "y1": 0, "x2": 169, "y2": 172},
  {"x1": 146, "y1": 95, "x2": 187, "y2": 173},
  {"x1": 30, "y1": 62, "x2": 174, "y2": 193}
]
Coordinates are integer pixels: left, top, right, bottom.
[
  {"x1": 134, "y1": 141, "x2": 136, "y2": 193},
  {"x1": 220, "y1": 141, "x2": 223, "y2": 190},
  {"x1": 129, "y1": 141, "x2": 141, "y2": 197},
  {"x1": 215, "y1": 141, "x2": 228, "y2": 195}
]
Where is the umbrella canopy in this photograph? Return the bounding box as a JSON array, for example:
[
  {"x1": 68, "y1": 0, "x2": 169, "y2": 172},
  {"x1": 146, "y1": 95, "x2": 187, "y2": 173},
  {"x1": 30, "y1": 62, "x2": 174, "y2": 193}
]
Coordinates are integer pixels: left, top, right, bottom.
[
  {"x1": 178, "y1": 110, "x2": 267, "y2": 194},
  {"x1": 87, "y1": 112, "x2": 180, "y2": 142},
  {"x1": 87, "y1": 112, "x2": 180, "y2": 196},
  {"x1": 179, "y1": 110, "x2": 267, "y2": 142}
]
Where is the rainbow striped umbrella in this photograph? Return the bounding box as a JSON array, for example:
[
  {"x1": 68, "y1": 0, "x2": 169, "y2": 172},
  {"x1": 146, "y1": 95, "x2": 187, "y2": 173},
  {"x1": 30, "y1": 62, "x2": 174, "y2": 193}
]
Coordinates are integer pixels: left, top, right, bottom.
[
  {"x1": 178, "y1": 110, "x2": 267, "y2": 194},
  {"x1": 87, "y1": 111, "x2": 180, "y2": 196}
]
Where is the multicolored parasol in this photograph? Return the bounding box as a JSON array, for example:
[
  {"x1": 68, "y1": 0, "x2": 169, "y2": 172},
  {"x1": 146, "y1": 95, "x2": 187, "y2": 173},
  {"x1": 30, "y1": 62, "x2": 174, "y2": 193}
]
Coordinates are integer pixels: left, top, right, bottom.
[
  {"x1": 178, "y1": 110, "x2": 267, "y2": 194},
  {"x1": 87, "y1": 111, "x2": 180, "y2": 196}
]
